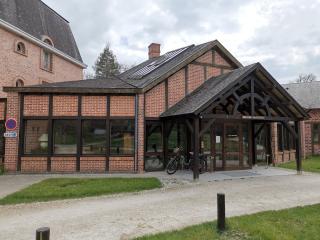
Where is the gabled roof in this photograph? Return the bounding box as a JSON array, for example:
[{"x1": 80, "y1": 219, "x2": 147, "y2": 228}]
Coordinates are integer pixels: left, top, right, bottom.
[
  {"x1": 283, "y1": 81, "x2": 320, "y2": 109},
  {"x1": 120, "y1": 40, "x2": 242, "y2": 91},
  {"x1": 161, "y1": 63, "x2": 308, "y2": 120},
  {"x1": 0, "y1": 0, "x2": 83, "y2": 64},
  {"x1": 5, "y1": 39, "x2": 242, "y2": 94}
]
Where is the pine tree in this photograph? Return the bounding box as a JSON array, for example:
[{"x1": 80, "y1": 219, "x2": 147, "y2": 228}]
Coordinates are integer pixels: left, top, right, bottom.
[{"x1": 93, "y1": 44, "x2": 121, "y2": 79}]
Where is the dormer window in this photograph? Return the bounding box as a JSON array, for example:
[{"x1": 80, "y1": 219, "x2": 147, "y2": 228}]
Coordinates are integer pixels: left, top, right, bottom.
[
  {"x1": 42, "y1": 36, "x2": 54, "y2": 47},
  {"x1": 14, "y1": 41, "x2": 27, "y2": 56}
]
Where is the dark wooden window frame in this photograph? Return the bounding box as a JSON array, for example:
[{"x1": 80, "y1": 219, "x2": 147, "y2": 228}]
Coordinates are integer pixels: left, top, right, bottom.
[{"x1": 18, "y1": 93, "x2": 136, "y2": 171}]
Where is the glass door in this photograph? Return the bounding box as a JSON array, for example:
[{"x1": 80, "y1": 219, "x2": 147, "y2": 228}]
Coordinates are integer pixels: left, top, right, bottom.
[
  {"x1": 225, "y1": 124, "x2": 240, "y2": 169},
  {"x1": 213, "y1": 123, "x2": 224, "y2": 170}
]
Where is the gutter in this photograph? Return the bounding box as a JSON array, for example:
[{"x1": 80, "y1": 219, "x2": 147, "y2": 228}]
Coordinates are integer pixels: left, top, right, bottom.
[{"x1": 0, "y1": 19, "x2": 87, "y2": 69}]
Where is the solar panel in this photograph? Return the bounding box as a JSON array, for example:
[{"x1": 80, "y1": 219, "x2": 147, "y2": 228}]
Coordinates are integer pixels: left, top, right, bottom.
[{"x1": 128, "y1": 46, "x2": 191, "y2": 79}]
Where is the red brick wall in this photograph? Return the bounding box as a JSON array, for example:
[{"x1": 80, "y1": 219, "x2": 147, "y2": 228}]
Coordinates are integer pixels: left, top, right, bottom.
[
  {"x1": 4, "y1": 92, "x2": 20, "y2": 172},
  {"x1": 21, "y1": 157, "x2": 47, "y2": 173},
  {"x1": 215, "y1": 51, "x2": 231, "y2": 67},
  {"x1": 137, "y1": 94, "x2": 145, "y2": 172},
  {"x1": 168, "y1": 69, "x2": 185, "y2": 108},
  {"x1": 187, "y1": 64, "x2": 205, "y2": 93},
  {"x1": 80, "y1": 157, "x2": 106, "y2": 173},
  {"x1": 53, "y1": 95, "x2": 78, "y2": 116},
  {"x1": 0, "y1": 28, "x2": 83, "y2": 98},
  {"x1": 24, "y1": 95, "x2": 49, "y2": 116},
  {"x1": 197, "y1": 51, "x2": 213, "y2": 64},
  {"x1": 82, "y1": 96, "x2": 107, "y2": 116},
  {"x1": 110, "y1": 96, "x2": 135, "y2": 117},
  {"x1": 304, "y1": 109, "x2": 320, "y2": 156},
  {"x1": 51, "y1": 157, "x2": 77, "y2": 172},
  {"x1": 109, "y1": 156, "x2": 134, "y2": 172},
  {"x1": 145, "y1": 82, "x2": 166, "y2": 117},
  {"x1": 206, "y1": 66, "x2": 221, "y2": 79}
]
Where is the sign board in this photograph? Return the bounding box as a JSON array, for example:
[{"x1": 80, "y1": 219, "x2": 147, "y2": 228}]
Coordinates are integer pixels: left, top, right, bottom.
[
  {"x1": 5, "y1": 118, "x2": 17, "y2": 130},
  {"x1": 4, "y1": 131, "x2": 17, "y2": 138}
]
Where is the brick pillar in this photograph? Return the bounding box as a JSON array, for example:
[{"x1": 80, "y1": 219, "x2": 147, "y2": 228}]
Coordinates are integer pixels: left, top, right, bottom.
[
  {"x1": 300, "y1": 121, "x2": 306, "y2": 159},
  {"x1": 136, "y1": 94, "x2": 145, "y2": 173},
  {"x1": 270, "y1": 123, "x2": 278, "y2": 164},
  {"x1": 4, "y1": 92, "x2": 20, "y2": 172}
]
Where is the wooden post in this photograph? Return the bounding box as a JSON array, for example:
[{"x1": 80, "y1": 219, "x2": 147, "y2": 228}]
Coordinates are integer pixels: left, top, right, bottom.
[
  {"x1": 193, "y1": 118, "x2": 200, "y2": 180},
  {"x1": 295, "y1": 121, "x2": 302, "y2": 174},
  {"x1": 217, "y1": 193, "x2": 225, "y2": 231},
  {"x1": 36, "y1": 227, "x2": 50, "y2": 240}
]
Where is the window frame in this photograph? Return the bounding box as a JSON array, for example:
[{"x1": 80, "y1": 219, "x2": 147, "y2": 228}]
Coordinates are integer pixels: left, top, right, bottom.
[
  {"x1": 81, "y1": 119, "x2": 108, "y2": 156},
  {"x1": 23, "y1": 119, "x2": 49, "y2": 156},
  {"x1": 40, "y1": 49, "x2": 53, "y2": 73},
  {"x1": 14, "y1": 40, "x2": 27, "y2": 56},
  {"x1": 144, "y1": 120, "x2": 164, "y2": 172},
  {"x1": 19, "y1": 95, "x2": 136, "y2": 160},
  {"x1": 109, "y1": 118, "x2": 135, "y2": 157},
  {"x1": 312, "y1": 123, "x2": 320, "y2": 145}
]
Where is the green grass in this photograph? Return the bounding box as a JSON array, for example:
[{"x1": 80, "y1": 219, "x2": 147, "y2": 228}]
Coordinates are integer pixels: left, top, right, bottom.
[
  {"x1": 278, "y1": 155, "x2": 320, "y2": 173},
  {"x1": 0, "y1": 177, "x2": 162, "y2": 205},
  {"x1": 136, "y1": 204, "x2": 320, "y2": 240}
]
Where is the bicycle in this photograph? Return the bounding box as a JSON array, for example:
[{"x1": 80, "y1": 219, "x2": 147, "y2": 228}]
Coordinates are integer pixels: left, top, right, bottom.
[{"x1": 166, "y1": 147, "x2": 208, "y2": 175}]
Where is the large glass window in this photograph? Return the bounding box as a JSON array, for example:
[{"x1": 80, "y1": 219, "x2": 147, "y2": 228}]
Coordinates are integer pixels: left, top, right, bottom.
[
  {"x1": 53, "y1": 120, "x2": 77, "y2": 154},
  {"x1": 145, "y1": 121, "x2": 163, "y2": 171},
  {"x1": 277, "y1": 123, "x2": 295, "y2": 151},
  {"x1": 110, "y1": 119, "x2": 135, "y2": 155},
  {"x1": 24, "y1": 120, "x2": 49, "y2": 154},
  {"x1": 82, "y1": 120, "x2": 106, "y2": 155},
  {"x1": 313, "y1": 123, "x2": 320, "y2": 144}
]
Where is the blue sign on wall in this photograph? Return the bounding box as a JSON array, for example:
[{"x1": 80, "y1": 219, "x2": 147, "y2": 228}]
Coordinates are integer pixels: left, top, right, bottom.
[{"x1": 5, "y1": 118, "x2": 17, "y2": 130}]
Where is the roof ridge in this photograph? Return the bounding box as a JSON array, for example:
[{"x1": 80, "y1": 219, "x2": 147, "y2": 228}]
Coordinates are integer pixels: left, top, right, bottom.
[{"x1": 39, "y1": 0, "x2": 70, "y2": 23}]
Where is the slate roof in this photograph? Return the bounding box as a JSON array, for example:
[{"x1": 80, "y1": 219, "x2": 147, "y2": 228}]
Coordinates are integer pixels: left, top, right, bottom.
[
  {"x1": 161, "y1": 63, "x2": 257, "y2": 117},
  {"x1": 0, "y1": 0, "x2": 83, "y2": 63},
  {"x1": 8, "y1": 77, "x2": 138, "y2": 94},
  {"x1": 120, "y1": 40, "x2": 242, "y2": 90},
  {"x1": 283, "y1": 81, "x2": 320, "y2": 109}
]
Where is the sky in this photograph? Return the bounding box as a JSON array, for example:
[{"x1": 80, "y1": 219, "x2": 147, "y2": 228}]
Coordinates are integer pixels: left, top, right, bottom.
[{"x1": 43, "y1": 0, "x2": 320, "y2": 83}]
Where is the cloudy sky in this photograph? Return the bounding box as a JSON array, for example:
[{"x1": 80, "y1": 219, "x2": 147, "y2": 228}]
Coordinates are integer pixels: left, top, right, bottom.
[{"x1": 43, "y1": 0, "x2": 320, "y2": 83}]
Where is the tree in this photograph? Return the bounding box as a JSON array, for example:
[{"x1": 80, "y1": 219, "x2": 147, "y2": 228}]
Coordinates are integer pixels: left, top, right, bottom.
[
  {"x1": 295, "y1": 73, "x2": 317, "y2": 83},
  {"x1": 93, "y1": 44, "x2": 121, "y2": 79}
]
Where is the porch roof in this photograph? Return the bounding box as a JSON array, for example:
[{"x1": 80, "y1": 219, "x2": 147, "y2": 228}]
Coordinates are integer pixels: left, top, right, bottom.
[{"x1": 160, "y1": 63, "x2": 309, "y2": 120}]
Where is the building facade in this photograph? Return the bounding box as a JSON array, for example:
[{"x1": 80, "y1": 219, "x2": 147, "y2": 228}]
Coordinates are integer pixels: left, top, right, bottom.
[
  {"x1": 2, "y1": 40, "x2": 310, "y2": 175},
  {"x1": 0, "y1": 0, "x2": 86, "y2": 163}
]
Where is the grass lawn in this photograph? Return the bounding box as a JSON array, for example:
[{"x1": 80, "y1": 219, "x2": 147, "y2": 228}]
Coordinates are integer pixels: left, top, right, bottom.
[
  {"x1": 0, "y1": 177, "x2": 161, "y2": 205},
  {"x1": 136, "y1": 204, "x2": 320, "y2": 240},
  {"x1": 278, "y1": 155, "x2": 320, "y2": 173}
]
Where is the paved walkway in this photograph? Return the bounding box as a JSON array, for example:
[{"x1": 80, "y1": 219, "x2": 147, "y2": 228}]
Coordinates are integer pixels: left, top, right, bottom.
[{"x1": 0, "y1": 170, "x2": 320, "y2": 240}]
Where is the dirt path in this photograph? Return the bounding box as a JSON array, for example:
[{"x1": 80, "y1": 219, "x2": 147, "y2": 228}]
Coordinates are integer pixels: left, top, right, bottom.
[{"x1": 1, "y1": 174, "x2": 320, "y2": 240}]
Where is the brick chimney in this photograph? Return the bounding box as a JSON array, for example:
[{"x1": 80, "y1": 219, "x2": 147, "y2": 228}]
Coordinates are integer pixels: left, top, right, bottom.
[{"x1": 148, "y1": 43, "x2": 161, "y2": 59}]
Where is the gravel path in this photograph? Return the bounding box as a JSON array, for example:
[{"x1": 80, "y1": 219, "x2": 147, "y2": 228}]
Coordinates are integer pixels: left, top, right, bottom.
[{"x1": 1, "y1": 173, "x2": 320, "y2": 240}]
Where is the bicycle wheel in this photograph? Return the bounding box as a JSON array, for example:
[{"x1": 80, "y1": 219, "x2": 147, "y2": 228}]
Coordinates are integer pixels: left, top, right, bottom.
[{"x1": 166, "y1": 158, "x2": 178, "y2": 175}]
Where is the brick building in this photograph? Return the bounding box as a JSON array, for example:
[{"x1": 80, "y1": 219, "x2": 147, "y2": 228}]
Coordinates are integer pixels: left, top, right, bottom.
[
  {"x1": 0, "y1": 0, "x2": 86, "y2": 163},
  {"x1": 2, "y1": 40, "x2": 311, "y2": 176}
]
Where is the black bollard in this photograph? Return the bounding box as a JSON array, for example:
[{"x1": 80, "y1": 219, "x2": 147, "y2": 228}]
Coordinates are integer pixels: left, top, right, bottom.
[
  {"x1": 36, "y1": 227, "x2": 50, "y2": 240},
  {"x1": 217, "y1": 193, "x2": 225, "y2": 231}
]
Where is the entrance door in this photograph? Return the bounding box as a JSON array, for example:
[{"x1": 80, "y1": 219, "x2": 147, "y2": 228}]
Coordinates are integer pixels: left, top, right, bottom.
[
  {"x1": 255, "y1": 123, "x2": 271, "y2": 166},
  {"x1": 224, "y1": 124, "x2": 240, "y2": 169},
  {"x1": 213, "y1": 123, "x2": 224, "y2": 170},
  {"x1": 213, "y1": 122, "x2": 251, "y2": 171}
]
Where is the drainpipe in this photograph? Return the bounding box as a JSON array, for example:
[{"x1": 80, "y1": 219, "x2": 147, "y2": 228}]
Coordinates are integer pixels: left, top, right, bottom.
[{"x1": 134, "y1": 94, "x2": 139, "y2": 173}]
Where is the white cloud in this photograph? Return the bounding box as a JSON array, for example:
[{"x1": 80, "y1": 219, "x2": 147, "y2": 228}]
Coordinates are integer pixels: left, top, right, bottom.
[{"x1": 43, "y1": 0, "x2": 320, "y2": 83}]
